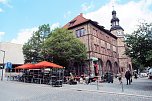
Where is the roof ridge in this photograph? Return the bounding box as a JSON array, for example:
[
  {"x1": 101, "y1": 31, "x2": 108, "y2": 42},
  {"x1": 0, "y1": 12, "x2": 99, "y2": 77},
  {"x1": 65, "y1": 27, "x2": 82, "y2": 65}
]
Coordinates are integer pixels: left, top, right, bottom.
[{"x1": 63, "y1": 13, "x2": 89, "y2": 29}]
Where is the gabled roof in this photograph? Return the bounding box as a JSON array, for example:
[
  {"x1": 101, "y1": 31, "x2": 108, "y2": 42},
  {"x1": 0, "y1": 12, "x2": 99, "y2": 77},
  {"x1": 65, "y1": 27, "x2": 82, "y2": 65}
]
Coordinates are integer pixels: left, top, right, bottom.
[
  {"x1": 63, "y1": 13, "x2": 117, "y2": 39},
  {"x1": 63, "y1": 13, "x2": 90, "y2": 29}
]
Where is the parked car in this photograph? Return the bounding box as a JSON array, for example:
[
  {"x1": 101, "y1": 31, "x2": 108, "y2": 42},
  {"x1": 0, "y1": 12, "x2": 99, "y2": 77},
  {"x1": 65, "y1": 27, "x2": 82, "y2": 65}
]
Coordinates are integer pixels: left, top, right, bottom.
[{"x1": 139, "y1": 72, "x2": 148, "y2": 77}]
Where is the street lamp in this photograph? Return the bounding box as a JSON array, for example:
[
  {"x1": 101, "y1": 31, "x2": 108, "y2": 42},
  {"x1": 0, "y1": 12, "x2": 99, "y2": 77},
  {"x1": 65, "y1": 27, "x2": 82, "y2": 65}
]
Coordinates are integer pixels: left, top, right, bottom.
[{"x1": 0, "y1": 50, "x2": 5, "y2": 81}]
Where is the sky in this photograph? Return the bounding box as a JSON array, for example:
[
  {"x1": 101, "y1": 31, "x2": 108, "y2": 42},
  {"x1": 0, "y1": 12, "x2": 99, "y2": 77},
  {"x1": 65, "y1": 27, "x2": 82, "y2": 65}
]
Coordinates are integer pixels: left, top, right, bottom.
[{"x1": 0, "y1": 0, "x2": 152, "y2": 44}]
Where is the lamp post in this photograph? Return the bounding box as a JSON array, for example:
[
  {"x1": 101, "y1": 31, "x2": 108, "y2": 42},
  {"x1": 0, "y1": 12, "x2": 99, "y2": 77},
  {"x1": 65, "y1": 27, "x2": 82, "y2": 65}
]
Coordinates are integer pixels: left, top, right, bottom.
[{"x1": 0, "y1": 50, "x2": 5, "y2": 81}]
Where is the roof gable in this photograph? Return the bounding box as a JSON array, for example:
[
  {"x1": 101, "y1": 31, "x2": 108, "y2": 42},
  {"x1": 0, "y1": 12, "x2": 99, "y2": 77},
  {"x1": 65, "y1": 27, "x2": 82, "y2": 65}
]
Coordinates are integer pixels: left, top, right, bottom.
[{"x1": 63, "y1": 13, "x2": 89, "y2": 29}]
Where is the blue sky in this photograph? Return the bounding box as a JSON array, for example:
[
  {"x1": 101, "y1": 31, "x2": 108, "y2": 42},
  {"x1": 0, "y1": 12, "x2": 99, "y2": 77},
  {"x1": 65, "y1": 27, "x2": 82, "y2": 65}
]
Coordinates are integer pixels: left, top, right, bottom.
[{"x1": 0, "y1": 0, "x2": 152, "y2": 44}]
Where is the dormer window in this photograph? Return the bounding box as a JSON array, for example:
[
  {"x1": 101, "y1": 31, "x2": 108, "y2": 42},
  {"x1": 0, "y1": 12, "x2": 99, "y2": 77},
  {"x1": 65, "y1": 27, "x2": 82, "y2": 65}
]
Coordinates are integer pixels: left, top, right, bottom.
[{"x1": 69, "y1": 20, "x2": 76, "y2": 26}]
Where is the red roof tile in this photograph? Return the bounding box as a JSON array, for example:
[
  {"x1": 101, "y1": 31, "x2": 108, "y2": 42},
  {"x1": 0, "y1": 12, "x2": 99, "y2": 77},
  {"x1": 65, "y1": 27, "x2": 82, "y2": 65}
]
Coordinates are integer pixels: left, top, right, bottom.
[{"x1": 63, "y1": 13, "x2": 89, "y2": 29}]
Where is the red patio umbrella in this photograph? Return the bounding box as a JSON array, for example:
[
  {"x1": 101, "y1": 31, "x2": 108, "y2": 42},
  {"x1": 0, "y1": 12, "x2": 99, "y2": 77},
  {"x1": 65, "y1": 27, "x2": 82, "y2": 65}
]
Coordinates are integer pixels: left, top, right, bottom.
[
  {"x1": 15, "y1": 63, "x2": 37, "y2": 69},
  {"x1": 35, "y1": 61, "x2": 63, "y2": 69}
]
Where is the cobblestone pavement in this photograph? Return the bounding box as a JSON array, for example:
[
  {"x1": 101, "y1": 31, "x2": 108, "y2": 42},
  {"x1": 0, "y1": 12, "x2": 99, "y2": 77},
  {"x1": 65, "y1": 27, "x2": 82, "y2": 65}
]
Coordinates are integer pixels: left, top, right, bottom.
[{"x1": 0, "y1": 77, "x2": 152, "y2": 101}]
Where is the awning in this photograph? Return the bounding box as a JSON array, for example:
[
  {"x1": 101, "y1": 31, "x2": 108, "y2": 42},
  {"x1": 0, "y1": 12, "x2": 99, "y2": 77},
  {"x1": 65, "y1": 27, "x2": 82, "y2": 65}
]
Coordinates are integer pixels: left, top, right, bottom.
[
  {"x1": 15, "y1": 61, "x2": 64, "y2": 69},
  {"x1": 15, "y1": 63, "x2": 37, "y2": 69},
  {"x1": 35, "y1": 61, "x2": 64, "y2": 69},
  {"x1": 90, "y1": 57, "x2": 98, "y2": 61}
]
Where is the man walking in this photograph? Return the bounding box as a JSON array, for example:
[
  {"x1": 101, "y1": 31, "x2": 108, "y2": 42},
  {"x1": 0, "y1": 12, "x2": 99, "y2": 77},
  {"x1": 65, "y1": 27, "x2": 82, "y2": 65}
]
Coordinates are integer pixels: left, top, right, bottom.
[{"x1": 125, "y1": 70, "x2": 132, "y2": 85}]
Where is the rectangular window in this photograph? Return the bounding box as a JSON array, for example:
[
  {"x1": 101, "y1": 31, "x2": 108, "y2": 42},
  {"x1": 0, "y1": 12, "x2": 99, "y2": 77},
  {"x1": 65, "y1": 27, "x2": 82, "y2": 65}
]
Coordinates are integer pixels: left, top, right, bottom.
[
  {"x1": 112, "y1": 39, "x2": 116, "y2": 45},
  {"x1": 76, "y1": 30, "x2": 80, "y2": 37},
  {"x1": 94, "y1": 44, "x2": 99, "y2": 52},
  {"x1": 94, "y1": 37, "x2": 98, "y2": 43},
  {"x1": 94, "y1": 44, "x2": 97, "y2": 51},
  {"x1": 76, "y1": 28, "x2": 85, "y2": 38},
  {"x1": 100, "y1": 40, "x2": 105, "y2": 47},
  {"x1": 107, "y1": 43, "x2": 110, "y2": 50},
  {"x1": 113, "y1": 46, "x2": 116, "y2": 52},
  {"x1": 81, "y1": 28, "x2": 85, "y2": 36}
]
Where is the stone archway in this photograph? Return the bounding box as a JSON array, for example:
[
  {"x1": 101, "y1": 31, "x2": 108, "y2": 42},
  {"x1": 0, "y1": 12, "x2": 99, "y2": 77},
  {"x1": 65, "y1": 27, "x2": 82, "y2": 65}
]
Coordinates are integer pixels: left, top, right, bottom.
[
  {"x1": 98, "y1": 58, "x2": 103, "y2": 76},
  {"x1": 106, "y1": 60, "x2": 112, "y2": 73},
  {"x1": 114, "y1": 62, "x2": 119, "y2": 74}
]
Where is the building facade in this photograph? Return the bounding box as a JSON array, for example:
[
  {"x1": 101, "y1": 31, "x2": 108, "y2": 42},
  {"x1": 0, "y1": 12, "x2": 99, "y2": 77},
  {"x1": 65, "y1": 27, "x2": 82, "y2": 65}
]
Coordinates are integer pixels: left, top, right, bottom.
[
  {"x1": 0, "y1": 42, "x2": 24, "y2": 79},
  {"x1": 63, "y1": 11, "x2": 132, "y2": 77},
  {"x1": 0, "y1": 42, "x2": 24, "y2": 67}
]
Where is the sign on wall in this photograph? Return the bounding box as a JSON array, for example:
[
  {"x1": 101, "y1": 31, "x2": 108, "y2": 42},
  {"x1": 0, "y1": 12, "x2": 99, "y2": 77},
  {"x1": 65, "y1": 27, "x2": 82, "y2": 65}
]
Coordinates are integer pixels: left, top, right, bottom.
[{"x1": 5, "y1": 62, "x2": 12, "y2": 69}]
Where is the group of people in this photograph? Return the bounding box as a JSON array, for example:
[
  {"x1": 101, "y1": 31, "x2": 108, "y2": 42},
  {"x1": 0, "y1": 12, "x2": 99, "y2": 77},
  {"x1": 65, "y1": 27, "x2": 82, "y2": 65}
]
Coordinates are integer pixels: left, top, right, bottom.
[
  {"x1": 68, "y1": 69, "x2": 134, "y2": 85},
  {"x1": 118, "y1": 70, "x2": 133, "y2": 85}
]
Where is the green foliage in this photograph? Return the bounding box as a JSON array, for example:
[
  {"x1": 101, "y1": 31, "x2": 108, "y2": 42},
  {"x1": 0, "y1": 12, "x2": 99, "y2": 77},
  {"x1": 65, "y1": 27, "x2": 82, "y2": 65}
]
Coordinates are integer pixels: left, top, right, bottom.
[
  {"x1": 44, "y1": 28, "x2": 87, "y2": 67},
  {"x1": 23, "y1": 24, "x2": 50, "y2": 63},
  {"x1": 23, "y1": 26, "x2": 87, "y2": 69},
  {"x1": 125, "y1": 22, "x2": 152, "y2": 68}
]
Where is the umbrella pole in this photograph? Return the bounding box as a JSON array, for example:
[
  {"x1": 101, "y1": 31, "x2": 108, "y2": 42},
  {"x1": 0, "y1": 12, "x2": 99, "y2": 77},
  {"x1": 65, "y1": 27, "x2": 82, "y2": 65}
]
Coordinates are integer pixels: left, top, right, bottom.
[
  {"x1": 23, "y1": 69, "x2": 25, "y2": 82},
  {"x1": 42, "y1": 68, "x2": 44, "y2": 84}
]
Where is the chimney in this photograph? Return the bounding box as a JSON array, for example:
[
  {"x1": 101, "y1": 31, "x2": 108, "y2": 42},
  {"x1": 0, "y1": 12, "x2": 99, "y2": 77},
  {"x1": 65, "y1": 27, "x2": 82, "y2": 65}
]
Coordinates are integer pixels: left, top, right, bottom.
[{"x1": 80, "y1": 13, "x2": 83, "y2": 17}]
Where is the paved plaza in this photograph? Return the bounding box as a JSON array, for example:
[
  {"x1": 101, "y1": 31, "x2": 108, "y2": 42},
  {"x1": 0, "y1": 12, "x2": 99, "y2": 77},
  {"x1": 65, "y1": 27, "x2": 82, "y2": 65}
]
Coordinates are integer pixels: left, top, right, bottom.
[{"x1": 0, "y1": 77, "x2": 152, "y2": 101}]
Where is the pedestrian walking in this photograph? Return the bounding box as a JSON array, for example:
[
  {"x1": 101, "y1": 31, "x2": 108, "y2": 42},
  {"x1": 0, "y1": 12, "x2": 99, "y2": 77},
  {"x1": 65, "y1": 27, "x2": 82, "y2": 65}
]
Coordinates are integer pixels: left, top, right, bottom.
[
  {"x1": 118, "y1": 76, "x2": 122, "y2": 84},
  {"x1": 125, "y1": 70, "x2": 132, "y2": 85},
  {"x1": 117, "y1": 73, "x2": 122, "y2": 84}
]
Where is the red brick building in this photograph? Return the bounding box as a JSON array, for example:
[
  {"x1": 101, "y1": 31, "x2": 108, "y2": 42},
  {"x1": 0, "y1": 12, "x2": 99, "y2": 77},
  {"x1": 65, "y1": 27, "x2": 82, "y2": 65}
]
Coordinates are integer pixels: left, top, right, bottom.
[{"x1": 63, "y1": 10, "x2": 132, "y2": 77}]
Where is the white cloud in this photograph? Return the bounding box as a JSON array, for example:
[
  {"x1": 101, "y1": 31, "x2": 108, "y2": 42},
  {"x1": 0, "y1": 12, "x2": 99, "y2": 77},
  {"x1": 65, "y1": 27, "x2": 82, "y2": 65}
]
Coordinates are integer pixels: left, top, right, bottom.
[
  {"x1": 50, "y1": 22, "x2": 60, "y2": 30},
  {"x1": 0, "y1": 0, "x2": 5, "y2": 12},
  {"x1": 0, "y1": 0, "x2": 7, "y2": 3},
  {"x1": 11, "y1": 27, "x2": 38, "y2": 44},
  {"x1": 0, "y1": 32, "x2": 5, "y2": 36},
  {"x1": 11, "y1": 23, "x2": 60, "y2": 44},
  {"x1": 0, "y1": 0, "x2": 12, "y2": 8},
  {"x1": 84, "y1": 0, "x2": 152, "y2": 34},
  {"x1": 81, "y1": 1, "x2": 94, "y2": 12}
]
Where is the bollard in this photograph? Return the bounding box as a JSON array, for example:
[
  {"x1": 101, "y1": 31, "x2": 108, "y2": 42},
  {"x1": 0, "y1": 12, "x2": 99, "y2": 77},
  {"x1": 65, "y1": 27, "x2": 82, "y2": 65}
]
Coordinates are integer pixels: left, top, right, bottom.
[
  {"x1": 96, "y1": 76, "x2": 99, "y2": 90},
  {"x1": 121, "y1": 81, "x2": 124, "y2": 92}
]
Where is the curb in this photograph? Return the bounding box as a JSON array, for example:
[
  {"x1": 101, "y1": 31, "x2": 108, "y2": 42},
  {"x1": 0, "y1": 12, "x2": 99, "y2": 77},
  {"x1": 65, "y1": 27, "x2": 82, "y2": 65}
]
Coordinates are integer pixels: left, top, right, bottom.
[{"x1": 67, "y1": 87, "x2": 152, "y2": 99}]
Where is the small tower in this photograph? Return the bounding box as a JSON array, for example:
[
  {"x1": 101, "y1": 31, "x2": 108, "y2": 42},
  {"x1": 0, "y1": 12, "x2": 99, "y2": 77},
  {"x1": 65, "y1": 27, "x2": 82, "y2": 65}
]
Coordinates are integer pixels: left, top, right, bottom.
[
  {"x1": 110, "y1": 10, "x2": 124, "y2": 37},
  {"x1": 110, "y1": 10, "x2": 132, "y2": 74}
]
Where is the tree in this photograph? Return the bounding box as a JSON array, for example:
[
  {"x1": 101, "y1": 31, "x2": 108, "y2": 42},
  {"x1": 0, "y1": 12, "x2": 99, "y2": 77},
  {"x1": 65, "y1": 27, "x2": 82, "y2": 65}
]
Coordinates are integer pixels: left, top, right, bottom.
[
  {"x1": 125, "y1": 22, "x2": 152, "y2": 70},
  {"x1": 44, "y1": 28, "x2": 87, "y2": 69},
  {"x1": 23, "y1": 24, "x2": 50, "y2": 63}
]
